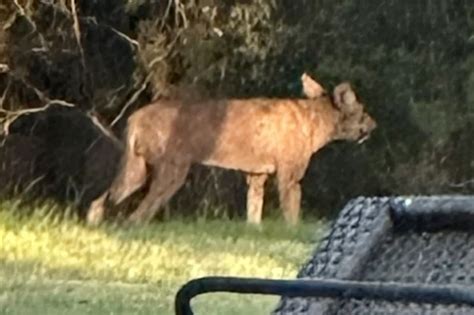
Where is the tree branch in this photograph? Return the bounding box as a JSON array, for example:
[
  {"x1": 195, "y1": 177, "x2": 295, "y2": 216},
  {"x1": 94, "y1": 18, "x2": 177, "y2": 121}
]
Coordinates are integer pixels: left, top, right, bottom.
[
  {"x1": 1, "y1": 100, "x2": 74, "y2": 136},
  {"x1": 38, "y1": 1, "x2": 140, "y2": 51},
  {"x1": 85, "y1": 111, "x2": 123, "y2": 151},
  {"x1": 110, "y1": 77, "x2": 148, "y2": 127},
  {"x1": 69, "y1": 0, "x2": 86, "y2": 69},
  {"x1": 12, "y1": 0, "x2": 47, "y2": 49},
  {"x1": 0, "y1": 78, "x2": 12, "y2": 109},
  {"x1": 450, "y1": 179, "x2": 474, "y2": 188}
]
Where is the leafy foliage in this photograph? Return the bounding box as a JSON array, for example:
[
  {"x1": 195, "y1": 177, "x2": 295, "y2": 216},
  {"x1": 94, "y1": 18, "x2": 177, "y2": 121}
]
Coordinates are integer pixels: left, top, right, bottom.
[{"x1": 0, "y1": 0, "x2": 473, "y2": 217}]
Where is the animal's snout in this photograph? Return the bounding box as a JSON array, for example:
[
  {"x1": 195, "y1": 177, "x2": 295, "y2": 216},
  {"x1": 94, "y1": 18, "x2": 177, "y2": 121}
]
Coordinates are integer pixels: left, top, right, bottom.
[
  {"x1": 362, "y1": 114, "x2": 377, "y2": 134},
  {"x1": 365, "y1": 114, "x2": 377, "y2": 129},
  {"x1": 370, "y1": 117, "x2": 377, "y2": 130},
  {"x1": 357, "y1": 114, "x2": 377, "y2": 144}
]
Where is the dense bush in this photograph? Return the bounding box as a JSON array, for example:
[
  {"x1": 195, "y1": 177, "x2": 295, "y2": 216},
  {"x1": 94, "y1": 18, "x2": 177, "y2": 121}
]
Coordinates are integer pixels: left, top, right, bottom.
[{"x1": 0, "y1": 0, "x2": 472, "y2": 219}]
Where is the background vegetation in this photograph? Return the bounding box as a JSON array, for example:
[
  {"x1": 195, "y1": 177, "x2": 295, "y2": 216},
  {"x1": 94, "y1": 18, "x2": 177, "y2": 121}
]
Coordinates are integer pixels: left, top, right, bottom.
[{"x1": 0, "y1": 0, "x2": 473, "y2": 218}]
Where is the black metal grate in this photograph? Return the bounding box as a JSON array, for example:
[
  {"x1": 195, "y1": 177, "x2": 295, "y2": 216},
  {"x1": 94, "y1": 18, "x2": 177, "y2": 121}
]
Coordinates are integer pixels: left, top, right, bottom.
[{"x1": 272, "y1": 195, "x2": 474, "y2": 315}]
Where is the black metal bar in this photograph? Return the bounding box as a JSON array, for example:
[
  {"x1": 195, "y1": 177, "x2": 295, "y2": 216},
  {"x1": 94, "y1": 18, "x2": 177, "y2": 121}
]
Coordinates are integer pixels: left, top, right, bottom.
[
  {"x1": 175, "y1": 277, "x2": 474, "y2": 315},
  {"x1": 389, "y1": 196, "x2": 474, "y2": 232}
]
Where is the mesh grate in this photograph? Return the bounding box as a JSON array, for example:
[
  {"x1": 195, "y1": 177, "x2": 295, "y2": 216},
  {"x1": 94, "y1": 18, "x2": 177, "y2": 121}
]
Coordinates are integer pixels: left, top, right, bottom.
[{"x1": 272, "y1": 196, "x2": 474, "y2": 315}]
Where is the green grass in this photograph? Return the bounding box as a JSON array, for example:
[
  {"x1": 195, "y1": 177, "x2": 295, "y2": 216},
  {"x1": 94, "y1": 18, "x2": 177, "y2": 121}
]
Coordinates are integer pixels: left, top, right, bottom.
[{"x1": 0, "y1": 201, "x2": 327, "y2": 315}]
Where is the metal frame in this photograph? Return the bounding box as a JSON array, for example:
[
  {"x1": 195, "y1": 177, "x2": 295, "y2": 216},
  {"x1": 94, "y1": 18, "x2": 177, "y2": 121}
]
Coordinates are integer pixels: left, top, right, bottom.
[{"x1": 175, "y1": 276, "x2": 474, "y2": 315}]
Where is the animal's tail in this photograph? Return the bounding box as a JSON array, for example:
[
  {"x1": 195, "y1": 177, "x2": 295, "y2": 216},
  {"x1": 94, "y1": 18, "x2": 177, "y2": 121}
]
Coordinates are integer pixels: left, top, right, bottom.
[{"x1": 107, "y1": 124, "x2": 147, "y2": 205}]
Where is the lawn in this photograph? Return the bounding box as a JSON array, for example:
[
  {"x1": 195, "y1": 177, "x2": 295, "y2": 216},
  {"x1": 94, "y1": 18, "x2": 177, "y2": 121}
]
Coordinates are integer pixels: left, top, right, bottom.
[{"x1": 0, "y1": 201, "x2": 327, "y2": 315}]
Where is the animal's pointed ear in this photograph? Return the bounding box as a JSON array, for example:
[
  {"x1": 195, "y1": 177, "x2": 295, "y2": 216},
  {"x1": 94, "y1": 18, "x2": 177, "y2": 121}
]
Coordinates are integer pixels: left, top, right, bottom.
[
  {"x1": 333, "y1": 82, "x2": 358, "y2": 113},
  {"x1": 301, "y1": 72, "x2": 326, "y2": 99}
]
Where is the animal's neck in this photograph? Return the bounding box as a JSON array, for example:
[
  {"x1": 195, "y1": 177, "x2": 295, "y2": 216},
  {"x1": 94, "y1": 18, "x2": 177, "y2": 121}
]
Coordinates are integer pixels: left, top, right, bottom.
[
  {"x1": 329, "y1": 113, "x2": 346, "y2": 142},
  {"x1": 308, "y1": 98, "x2": 341, "y2": 151}
]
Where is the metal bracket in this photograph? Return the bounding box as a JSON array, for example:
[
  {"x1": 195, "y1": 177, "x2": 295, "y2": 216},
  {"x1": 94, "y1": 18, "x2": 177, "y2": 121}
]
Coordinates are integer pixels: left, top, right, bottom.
[{"x1": 175, "y1": 276, "x2": 474, "y2": 315}]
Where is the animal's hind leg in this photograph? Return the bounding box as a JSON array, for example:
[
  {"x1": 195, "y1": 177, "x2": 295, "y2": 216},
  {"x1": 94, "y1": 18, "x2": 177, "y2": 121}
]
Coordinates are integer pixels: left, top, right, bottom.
[
  {"x1": 245, "y1": 173, "x2": 268, "y2": 225},
  {"x1": 126, "y1": 160, "x2": 190, "y2": 225},
  {"x1": 86, "y1": 192, "x2": 108, "y2": 226}
]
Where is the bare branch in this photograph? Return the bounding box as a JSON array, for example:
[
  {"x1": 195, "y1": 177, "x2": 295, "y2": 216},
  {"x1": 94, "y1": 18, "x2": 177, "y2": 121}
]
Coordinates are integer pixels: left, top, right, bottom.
[
  {"x1": 160, "y1": 0, "x2": 174, "y2": 31},
  {"x1": 175, "y1": 0, "x2": 188, "y2": 28},
  {"x1": 80, "y1": 16, "x2": 139, "y2": 50},
  {"x1": 0, "y1": 77, "x2": 11, "y2": 109},
  {"x1": 1, "y1": 100, "x2": 74, "y2": 136},
  {"x1": 12, "y1": 0, "x2": 47, "y2": 49},
  {"x1": 39, "y1": 1, "x2": 140, "y2": 51},
  {"x1": 0, "y1": 97, "x2": 123, "y2": 156},
  {"x1": 108, "y1": 26, "x2": 140, "y2": 49},
  {"x1": 87, "y1": 113, "x2": 122, "y2": 145},
  {"x1": 111, "y1": 78, "x2": 148, "y2": 127},
  {"x1": 19, "y1": 79, "x2": 49, "y2": 103},
  {"x1": 4, "y1": 63, "x2": 79, "y2": 110},
  {"x1": 450, "y1": 179, "x2": 474, "y2": 188},
  {"x1": 12, "y1": 0, "x2": 26, "y2": 16},
  {"x1": 22, "y1": 175, "x2": 46, "y2": 196},
  {"x1": 103, "y1": 84, "x2": 126, "y2": 110},
  {"x1": 148, "y1": 54, "x2": 168, "y2": 70},
  {"x1": 46, "y1": 99, "x2": 76, "y2": 107},
  {"x1": 69, "y1": 0, "x2": 86, "y2": 69},
  {"x1": 146, "y1": 29, "x2": 182, "y2": 70},
  {"x1": 86, "y1": 111, "x2": 123, "y2": 149}
]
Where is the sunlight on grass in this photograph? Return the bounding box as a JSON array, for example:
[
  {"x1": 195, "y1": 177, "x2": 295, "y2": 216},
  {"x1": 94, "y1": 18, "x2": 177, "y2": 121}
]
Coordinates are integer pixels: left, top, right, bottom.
[{"x1": 0, "y1": 201, "x2": 328, "y2": 315}]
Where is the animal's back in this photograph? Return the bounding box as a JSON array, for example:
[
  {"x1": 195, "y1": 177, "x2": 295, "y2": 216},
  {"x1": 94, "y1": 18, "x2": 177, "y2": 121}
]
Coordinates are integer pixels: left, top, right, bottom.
[{"x1": 127, "y1": 97, "x2": 334, "y2": 173}]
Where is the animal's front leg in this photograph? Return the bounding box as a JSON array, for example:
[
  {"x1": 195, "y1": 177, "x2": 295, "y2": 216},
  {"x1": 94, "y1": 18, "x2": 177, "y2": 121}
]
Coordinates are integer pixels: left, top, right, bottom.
[
  {"x1": 278, "y1": 182, "x2": 302, "y2": 226},
  {"x1": 245, "y1": 173, "x2": 268, "y2": 224},
  {"x1": 127, "y1": 160, "x2": 190, "y2": 225},
  {"x1": 277, "y1": 163, "x2": 307, "y2": 226}
]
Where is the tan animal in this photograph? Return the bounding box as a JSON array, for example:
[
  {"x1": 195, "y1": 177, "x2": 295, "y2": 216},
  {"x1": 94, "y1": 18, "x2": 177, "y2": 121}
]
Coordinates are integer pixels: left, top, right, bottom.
[{"x1": 87, "y1": 73, "x2": 376, "y2": 226}]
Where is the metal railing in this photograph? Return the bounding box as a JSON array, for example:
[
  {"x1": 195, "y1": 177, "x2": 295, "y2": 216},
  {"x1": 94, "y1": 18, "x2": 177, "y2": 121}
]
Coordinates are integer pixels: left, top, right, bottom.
[{"x1": 175, "y1": 276, "x2": 474, "y2": 315}]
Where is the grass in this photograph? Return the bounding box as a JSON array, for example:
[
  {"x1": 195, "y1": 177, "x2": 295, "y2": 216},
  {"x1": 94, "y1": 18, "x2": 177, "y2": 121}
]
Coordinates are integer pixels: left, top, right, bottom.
[{"x1": 0, "y1": 200, "x2": 327, "y2": 315}]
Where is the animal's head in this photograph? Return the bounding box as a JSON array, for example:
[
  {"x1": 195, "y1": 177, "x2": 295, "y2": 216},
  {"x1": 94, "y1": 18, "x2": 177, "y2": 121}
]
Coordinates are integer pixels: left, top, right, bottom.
[{"x1": 330, "y1": 82, "x2": 376, "y2": 144}]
